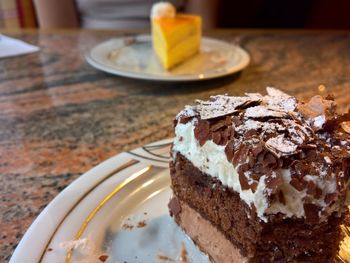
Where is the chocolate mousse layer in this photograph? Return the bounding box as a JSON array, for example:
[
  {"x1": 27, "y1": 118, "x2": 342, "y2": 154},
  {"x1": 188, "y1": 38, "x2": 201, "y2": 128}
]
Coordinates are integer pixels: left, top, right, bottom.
[
  {"x1": 170, "y1": 153, "x2": 345, "y2": 262},
  {"x1": 169, "y1": 196, "x2": 247, "y2": 263}
]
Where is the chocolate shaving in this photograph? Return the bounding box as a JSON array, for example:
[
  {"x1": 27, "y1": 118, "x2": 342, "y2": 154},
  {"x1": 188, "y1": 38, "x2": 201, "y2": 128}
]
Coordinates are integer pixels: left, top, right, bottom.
[
  {"x1": 290, "y1": 178, "x2": 306, "y2": 191},
  {"x1": 303, "y1": 203, "x2": 321, "y2": 224},
  {"x1": 244, "y1": 129, "x2": 258, "y2": 140},
  {"x1": 232, "y1": 144, "x2": 250, "y2": 166},
  {"x1": 210, "y1": 119, "x2": 227, "y2": 131},
  {"x1": 194, "y1": 120, "x2": 210, "y2": 146},
  {"x1": 250, "y1": 182, "x2": 258, "y2": 193},
  {"x1": 224, "y1": 140, "x2": 235, "y2": 162},
  {"x1": 315, "y1": 188, "x2": 323, "y2": 199},
  {"x1": 325, "y1": 193, "x2": 337, "y2": 204},
  {"x1": 265, "y1": 135, "x2": 298, "y2": 157},
  {"x1": 225, "y1": 126, "x2": 235, "y2": 141},
  {"x1": 212, "y1": 131, "x2": 222, "y2": 145},
  {"x1": 252, "y1": 143, "x2": 264, "y2": 157},
  {"x1": 232, "y1": 115, "x2": 243, "y2": 126},
  {"x1": 176, "y1": 105, "x2": 198, "y2": 124},
  {"x1": 239, "y1": 171, "x2": 250, "y2": 191},
  {"x1": 245, "y1": 105, "x2": 286, "y2": 118},
  {"x1": 306, "y1": 180, "x2": 317, "y2": 196},
  {"x1": 196, "y1": 95, "x2": 256, "y2": 120},
  {"x1": 323, "y1": 110, "x2": 350, "y2": 132},
  {"x1": 99, "y1": 255, "x2": 108, "y2": 262},
  {"x1": 262, "y1": 153, "x2": 278, "y2": 169},
  {"x1": 265, "y1": 172, "x2": 283, "y2": 194}
]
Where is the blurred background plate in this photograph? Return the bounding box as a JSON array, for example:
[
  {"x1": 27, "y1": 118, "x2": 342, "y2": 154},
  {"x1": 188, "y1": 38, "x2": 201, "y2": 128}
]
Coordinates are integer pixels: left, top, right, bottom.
[{"x1": 86, "y1": 35, "x2": 250, "y2": 81}]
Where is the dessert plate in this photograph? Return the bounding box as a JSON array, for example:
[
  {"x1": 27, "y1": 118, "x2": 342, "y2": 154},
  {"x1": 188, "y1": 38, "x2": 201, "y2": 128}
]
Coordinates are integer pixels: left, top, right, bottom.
[
  {"x1": 86, "y1": 35, "x2": 250, "y2": 81},
  {"x1": 10, "y1": 138, "x2": 210, "y2": 263},
  {"x1": 11, "y1": 138, "x2": 350, "y2": 263}
]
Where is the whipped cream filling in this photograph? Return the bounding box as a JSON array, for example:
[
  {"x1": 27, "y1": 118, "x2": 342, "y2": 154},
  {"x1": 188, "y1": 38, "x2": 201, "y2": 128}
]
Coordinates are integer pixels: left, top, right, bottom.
[{"x1": 173, "y1": 121, "x2": 340, "y2": 222}]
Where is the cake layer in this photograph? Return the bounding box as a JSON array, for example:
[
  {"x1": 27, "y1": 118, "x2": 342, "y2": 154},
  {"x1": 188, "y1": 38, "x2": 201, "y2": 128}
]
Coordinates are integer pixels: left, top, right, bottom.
[
  {"x1": 152, "y1": 15, "x2": 201, "y2": 50},
  {"x1": 151, "y1": 2, "x2": 201, "y2": 70},
  {"x1": 170, "y1": 153, "x2": 344, "y2": 262},
  {"x1": 169, "y1": 197, "x2": 247, "y2": 263},
  {"x1": 153, "y1": 32, "x2": 199, "y2": 69}
]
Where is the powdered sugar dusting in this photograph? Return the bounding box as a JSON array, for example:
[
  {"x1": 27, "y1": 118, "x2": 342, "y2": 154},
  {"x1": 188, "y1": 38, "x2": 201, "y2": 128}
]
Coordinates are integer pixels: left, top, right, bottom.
[
  {"x1": 245, "y1": 105, "x2": 286, "y2": 118},
  {"x1": 176, "y1": 105, "x2": 197, "y2": 120},
  {"x1": 196, "y1": 95, "x2": 254, "y2": 120},
  {"x1": 265, "y1": 135, "x2": 298, "y2": 157}
]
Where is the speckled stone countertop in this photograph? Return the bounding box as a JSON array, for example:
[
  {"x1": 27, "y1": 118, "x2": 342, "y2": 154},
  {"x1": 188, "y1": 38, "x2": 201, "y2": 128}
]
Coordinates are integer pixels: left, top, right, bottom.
[{"x1": 1, "y1": 29, "x2": 349, "y2": 261}]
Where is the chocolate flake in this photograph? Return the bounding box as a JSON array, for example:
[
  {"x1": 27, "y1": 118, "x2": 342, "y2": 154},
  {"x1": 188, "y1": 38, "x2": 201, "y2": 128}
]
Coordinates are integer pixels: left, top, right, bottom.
[
  {"x1": 137, "y1": 220, "x2": 147, "y2": 228},
  {"x1": 265, "y1": 172, "x2": 283, "y2": 194},
  {"x1": 176, "y1": 105, "x2": 197, "y2": 122},
  {"x1": 239, "y1": 171, "x2": 250, "y2": 190},
  {"x1": 303, "y1": 203, "x2": 321, "y2": 224},
  {"x1": 196, "y1": 95, "x2": 255, "y2": 120},
  {"x1": 290, "y1": 178, "x2": 306, "y2": 191},
  {"x1": 180, "y1": 243, "x2": 189, "y2": 263},
  {"x1": 194, "y1": 120, "x2": 210, "y2": 146},
  {"x1": 99, "y1": 255, "x2": 109, "y2": 262},
  {"x1": 325, "y1": 193, "x2": 337, "y2": 204},
  {"x1": 245, "y1": 105, "x2": 286, "y2": 118},
  {"x1": 265, "y1": 135, "x2": 298, "y2": 157},
  {"x1": 232, "y1": 144, "x2": 250, "y2": 166},
  {"x1": 306, "y1": 180, "x2": 317, "y2": 196},
  {"x1": 158, "y1": 255, "x2": 175, "y2": 262},
  {"x1": 224, "y1": 140, "x2": 235, "y2": 162},
  {"x1": 252, "y1": 143, "x2": 264, "y2": 157},
  {"x1": 122, "y1": 223, "x2": 134, "y2": 230},
  {"x1": 212, "y1": 131, "x2": 222, "y2": 144}
]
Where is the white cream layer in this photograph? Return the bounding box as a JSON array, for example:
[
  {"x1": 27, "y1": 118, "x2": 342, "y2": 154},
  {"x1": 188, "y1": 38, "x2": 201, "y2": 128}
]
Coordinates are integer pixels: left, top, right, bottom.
[{"x1": 172, "y1": 121, "x2": 339, "y2": 222}]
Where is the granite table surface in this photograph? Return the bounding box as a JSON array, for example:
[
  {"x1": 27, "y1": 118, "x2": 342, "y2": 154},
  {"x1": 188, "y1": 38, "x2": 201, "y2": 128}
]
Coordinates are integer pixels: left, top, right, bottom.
[{"x1": 1, "y1": 29, "x2": 350, "y2": 262}]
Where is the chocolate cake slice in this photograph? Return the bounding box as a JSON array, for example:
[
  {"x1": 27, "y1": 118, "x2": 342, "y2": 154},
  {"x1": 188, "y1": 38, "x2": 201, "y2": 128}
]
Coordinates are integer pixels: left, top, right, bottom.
[{"x1": 169, "y1": 87, "x2": 350, "y2": 262}]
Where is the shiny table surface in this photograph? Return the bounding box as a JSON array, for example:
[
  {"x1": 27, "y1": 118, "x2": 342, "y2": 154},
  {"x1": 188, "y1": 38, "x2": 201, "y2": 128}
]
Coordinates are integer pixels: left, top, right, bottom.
[{"x1": 1, "y1": 29, "x2": 349, "y2": 261}]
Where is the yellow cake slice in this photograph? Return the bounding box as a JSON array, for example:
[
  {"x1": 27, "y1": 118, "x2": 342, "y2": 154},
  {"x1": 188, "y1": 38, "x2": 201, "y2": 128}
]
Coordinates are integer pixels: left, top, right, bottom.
[{"x1": 151, "y1": 2, "x2": 202, "y2": 70}]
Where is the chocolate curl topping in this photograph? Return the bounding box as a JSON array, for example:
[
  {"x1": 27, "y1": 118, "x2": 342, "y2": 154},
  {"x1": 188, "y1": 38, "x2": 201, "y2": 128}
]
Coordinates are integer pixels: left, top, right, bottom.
[
  {"x1": 303, "y1": 203, "x2": 321, "y2": 224},
  {"x1": 324, "y1": 109, "x2": 350, "y2": 132},
  {"x1": 194, "y1": 119, "x2": 210, "y2": 146}
]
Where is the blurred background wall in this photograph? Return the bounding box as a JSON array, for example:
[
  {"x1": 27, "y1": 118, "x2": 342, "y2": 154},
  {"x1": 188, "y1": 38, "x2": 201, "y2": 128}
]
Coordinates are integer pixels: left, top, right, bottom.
[{"x1": 1, "y1": 0, "x2": 350, "y2": 30}]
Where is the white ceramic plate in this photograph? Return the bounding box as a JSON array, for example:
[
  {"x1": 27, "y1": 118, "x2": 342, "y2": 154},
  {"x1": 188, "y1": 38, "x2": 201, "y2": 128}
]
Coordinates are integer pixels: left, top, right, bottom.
[
  {"x1": 86, "y1": 35, "x2": 250, "y2": 81},
  {"x1": 11, "y1": 138, "x2": 350, "y2": 263},
  {"x1": 10, "y1": 138, "x2": 210, "y2": 263}
]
